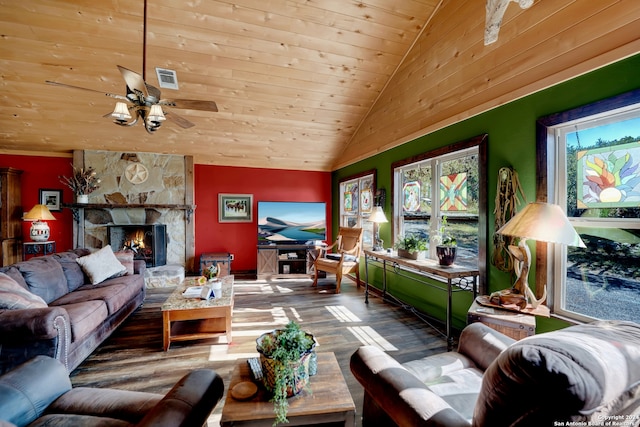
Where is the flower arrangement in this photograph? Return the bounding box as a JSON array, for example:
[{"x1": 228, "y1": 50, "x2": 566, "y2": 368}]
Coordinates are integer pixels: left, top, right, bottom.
[
  {"x1": 203, "y1": 262, "x2": 220, "y2": 280},
  {"x1": 59, "y1": 165, "x2": 101, "y2": 195}
]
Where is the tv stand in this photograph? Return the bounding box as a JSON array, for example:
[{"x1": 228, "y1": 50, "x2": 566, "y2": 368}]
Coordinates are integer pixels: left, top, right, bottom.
[{"x1": 257, "y1": 244, "x2": 323, "y2": 280}]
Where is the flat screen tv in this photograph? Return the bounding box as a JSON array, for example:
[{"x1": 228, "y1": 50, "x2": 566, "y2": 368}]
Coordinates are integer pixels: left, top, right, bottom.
[{"x1": 258, "y1": 201, "x2": 327, "y2": 244}]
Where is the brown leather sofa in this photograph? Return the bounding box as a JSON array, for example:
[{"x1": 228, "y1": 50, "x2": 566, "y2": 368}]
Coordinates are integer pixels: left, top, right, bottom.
[
  {"x1": 350, "y1": 320, "x2": 640, "y2": 426},
  {"x1": 0, "y1": 355, "x2": 224, "y2": 427},
  {"x1": 0, "y1": 249, "x2": 145, "y2": 374}
]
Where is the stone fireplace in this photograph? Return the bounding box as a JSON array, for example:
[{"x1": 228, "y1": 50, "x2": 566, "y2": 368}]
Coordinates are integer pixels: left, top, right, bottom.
[{"x1": 70, "y1": 151, "x2": 196, "y2": 272}]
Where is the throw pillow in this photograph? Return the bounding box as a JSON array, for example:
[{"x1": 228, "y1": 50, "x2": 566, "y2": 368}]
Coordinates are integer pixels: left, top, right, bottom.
[
  {"x1": 0, "y1": 272, "x2": 47, "y2": 309},
  {"x1": 52, "y1": 251, "x2": 86, "y2": 291},
  {"x1": 114, "y1": 250, "x2": 135, "y2": 275},
  {"x1": 76, "y1": 245, "x2": 127, "y2": 285},
  {"x1": 14, "y1": 257, "x2": 68, "y2": 303},
  {"x1": 473, "y1": 320, "x2": 640, "y2": 427}
]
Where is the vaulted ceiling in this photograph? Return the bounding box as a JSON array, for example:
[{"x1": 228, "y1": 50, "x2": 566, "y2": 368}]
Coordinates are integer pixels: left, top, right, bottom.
[{"x1": 1, "y1": 1, "x2": 638, "y2": 171}]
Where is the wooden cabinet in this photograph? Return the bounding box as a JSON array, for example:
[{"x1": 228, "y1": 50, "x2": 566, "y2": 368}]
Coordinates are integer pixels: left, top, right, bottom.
[
  {"x1": 257, "y1": 244, "x2": 319, "y2": 280},
  {"x1": 0, "y1": 167, "x2": 23, "y2": 266}
]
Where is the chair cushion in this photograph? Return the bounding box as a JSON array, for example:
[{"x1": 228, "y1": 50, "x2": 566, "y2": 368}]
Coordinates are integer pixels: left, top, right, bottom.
[
  {"x1": 54, "y1": 280, "x2": 141, "y2": 315},
  {"x1": 325, "y1": 253, "x2": 357, "y2": 262},
  {"x1": 404, "y1": 352, "x2": 483, "y2": 423},
  {"x1": 473, "y1": 320, "x2": 640, "y2": 427},
  {"x1": 58, "y1": 301, "x2": 109, "y2": 342},
  {"x1": 46, "y1": 387, "x2": 162, "y2": 424},
  {"x1": 76, "y1": 246, "x2": 126, "y2": 285},
  {"x1": 0, "y1": 272, "x2": 47, "y2": 309}
]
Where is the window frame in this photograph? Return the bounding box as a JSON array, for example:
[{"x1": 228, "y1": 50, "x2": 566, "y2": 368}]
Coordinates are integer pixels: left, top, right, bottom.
[
  {"x1": 391, "y1": 134, "x2": 488, "y2": 293},
  {"x1": 338, "y1": 169, "x2": 376, "y2": 246},
  {"x1": 536, "y1": 88, "x2": 640, "y2": 320}
]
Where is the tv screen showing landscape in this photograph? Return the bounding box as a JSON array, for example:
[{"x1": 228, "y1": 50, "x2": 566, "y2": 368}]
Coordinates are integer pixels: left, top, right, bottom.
[{"x1": 258, "y1": 201, "x2": 327, "y2": 244}]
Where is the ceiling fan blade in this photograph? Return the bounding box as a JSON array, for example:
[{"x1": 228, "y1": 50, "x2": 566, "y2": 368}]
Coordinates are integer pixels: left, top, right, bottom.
[
  {"x1": 165, "y1": 111, "x2": 195, "y2": 129},
  {"x1": 160, "y1": 99, "x2": 218, "y2": 112},
  {"x1": 145, "y1": 83, "x2": 162, "y2": 102},
  {"x1": 117, "y1": 65, "x2": 148, "y2": 98},
  {"x1": 46, "y1": 80, "x2": 128, "y2": 101}
]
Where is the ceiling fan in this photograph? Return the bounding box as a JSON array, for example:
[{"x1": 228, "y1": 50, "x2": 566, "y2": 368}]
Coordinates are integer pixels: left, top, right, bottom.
[{"x1": 46, "y1": 65, "x2": 218, "y2": 134}]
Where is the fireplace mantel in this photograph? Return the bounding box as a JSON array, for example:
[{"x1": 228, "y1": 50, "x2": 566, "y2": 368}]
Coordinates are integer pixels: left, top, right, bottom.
[{"x1": 63, "y1": 203, "x2": 196, "y2": 223}]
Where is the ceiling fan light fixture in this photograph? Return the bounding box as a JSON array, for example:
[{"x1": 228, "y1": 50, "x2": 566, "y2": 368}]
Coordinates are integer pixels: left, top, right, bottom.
[
  {"x1": 111, "y1": 102, "x2": 132, "y2": 122},
  {"x1": 148, "y1": 104, "x2": 166, "y2": 122}
]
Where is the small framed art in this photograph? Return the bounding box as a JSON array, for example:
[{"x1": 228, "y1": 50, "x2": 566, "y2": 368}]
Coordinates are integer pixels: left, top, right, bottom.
[
  {"x1": 39, "y1": 189, "x2": 63, "y2": 212},
  {"x1": 219, "y1": 193, "x2": 253, "y2": 223}
]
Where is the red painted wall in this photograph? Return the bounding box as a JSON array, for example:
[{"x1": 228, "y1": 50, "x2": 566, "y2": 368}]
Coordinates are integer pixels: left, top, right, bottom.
[
  {"x1": 0, "y1": 154, "x2": 75, "y2": 252},
  {"x1": 0, "y1": 154, "x2": 332, "y2": 273},
  {"x1": 194, "y1": 165, "x2": 332, "y2": 272}
]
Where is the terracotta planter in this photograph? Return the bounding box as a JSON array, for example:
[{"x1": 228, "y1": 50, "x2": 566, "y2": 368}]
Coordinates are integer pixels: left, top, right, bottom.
[{"x1": 436, "y1": 245, "x2": 457, "y2": 266}]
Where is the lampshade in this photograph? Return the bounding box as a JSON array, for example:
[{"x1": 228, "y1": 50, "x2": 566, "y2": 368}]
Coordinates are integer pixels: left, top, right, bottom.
[
  {"x1": 111, "y1": 102, "x2": 132, "y2": 121},
  {"x1": 148, "y1": 104, "x2": 166, "y2": 122},
  {"x1": 368, "y1": 206, "x2": 388, "y2": 223},
  {"x1": 23, "y1": 204, "x2": 56, "y2": 221},
  {"x1": 23, "y1": 204, "x2": 56, "y2": 242},
  {"x1": 497, "y1": 202, "x2": 585, "y2": 248}
]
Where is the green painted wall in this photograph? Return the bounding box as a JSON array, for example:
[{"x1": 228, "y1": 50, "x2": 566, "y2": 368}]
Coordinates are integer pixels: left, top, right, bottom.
[{"x1": 333, "y1": 53, "x2": 640, "y2": 334}]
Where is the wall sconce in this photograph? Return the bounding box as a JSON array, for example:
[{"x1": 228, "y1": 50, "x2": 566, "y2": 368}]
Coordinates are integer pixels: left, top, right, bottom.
[{"x1": 23, "y1": 204, "x2": 56, "y2": 242}]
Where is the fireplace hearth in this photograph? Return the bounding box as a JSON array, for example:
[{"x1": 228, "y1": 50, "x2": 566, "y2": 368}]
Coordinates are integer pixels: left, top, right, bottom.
[{"x1": 107, "y1": 224, "x2": 167, "y2": 267}]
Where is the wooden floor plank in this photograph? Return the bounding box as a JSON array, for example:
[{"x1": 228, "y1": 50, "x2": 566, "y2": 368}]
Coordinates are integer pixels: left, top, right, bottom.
[{"x1": 70, "y1": 277, "x2": 448, "y2": 426}]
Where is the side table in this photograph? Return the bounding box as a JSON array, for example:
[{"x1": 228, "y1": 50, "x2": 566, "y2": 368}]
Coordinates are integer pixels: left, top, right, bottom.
[
  {"x1": 23, "y1": 241, "x2": 56, "y2": 260},
  {"x1": 467, "y1": 299, "x2": 535, "y2": 340}
]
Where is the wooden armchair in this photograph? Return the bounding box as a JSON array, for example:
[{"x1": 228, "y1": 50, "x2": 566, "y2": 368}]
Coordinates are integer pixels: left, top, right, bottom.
[{"x1": 312, "y1": 227, "x2": 363, "y2": 293}]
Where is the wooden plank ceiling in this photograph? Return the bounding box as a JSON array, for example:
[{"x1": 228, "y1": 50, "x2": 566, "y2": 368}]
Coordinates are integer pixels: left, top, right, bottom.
[{"x1": 0, "y1": 1, "x2": 638, "y2": 171}]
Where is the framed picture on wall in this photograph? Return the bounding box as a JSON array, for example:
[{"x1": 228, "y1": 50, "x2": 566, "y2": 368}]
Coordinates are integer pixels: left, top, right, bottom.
[
  {"x1": 39, "y1": 189, "x2": 63, "y2": 212},
  {"x1": 218, "y1": 193, "x2": 253, "y2": 223}
]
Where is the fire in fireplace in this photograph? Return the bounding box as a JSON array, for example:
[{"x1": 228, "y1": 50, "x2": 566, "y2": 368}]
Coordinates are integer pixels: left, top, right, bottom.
[{"x1": 107, "y1": 224, "x2": 167, "y2": 267}]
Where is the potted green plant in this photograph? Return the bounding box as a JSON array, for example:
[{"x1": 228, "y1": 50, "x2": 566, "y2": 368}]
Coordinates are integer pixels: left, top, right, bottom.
[
  {"x1": 256, "y1": 321, "x2": 317, "y2": 426},
  {"x1": 394, "y1": 234, "x2": 428, "y2": 260},
  {"x1": 59, "y1": 165, "x2": 101, "y2": 203},
  {"x1": 431, "y1": 216, "x2": 457, "y2": 266}
]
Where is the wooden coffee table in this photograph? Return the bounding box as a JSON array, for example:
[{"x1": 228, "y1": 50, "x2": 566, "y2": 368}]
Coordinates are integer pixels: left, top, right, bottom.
[
  {"x1": 221, "y1": 352, "x2": 355, "y2": 426},
  {"x1": 161, "y1": 276, "x2": 234, "y2": 351}
]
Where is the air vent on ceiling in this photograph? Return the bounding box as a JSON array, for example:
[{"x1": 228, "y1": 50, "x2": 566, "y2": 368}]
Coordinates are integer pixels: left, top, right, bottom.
[{"x1": 155, "y1": 67, "x2": 179, "y2": 90}]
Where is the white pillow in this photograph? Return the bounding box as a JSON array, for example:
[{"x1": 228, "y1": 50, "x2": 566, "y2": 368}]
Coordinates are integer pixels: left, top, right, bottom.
[{"x1": 76, "y1": 245, "x2": 126, "y2": 285}]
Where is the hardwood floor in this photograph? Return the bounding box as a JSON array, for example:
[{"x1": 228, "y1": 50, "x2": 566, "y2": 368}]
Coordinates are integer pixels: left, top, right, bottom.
[{"x1": 70, "y1": 276, "x2": 449, "y2": 426}]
